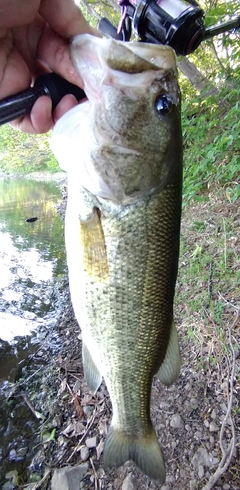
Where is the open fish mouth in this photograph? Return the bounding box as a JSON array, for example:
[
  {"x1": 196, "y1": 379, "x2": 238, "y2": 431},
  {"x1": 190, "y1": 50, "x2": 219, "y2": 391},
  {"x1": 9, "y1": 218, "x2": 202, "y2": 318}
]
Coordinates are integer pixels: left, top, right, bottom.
[
  {"x1": 51, "y1": 36, "x2": 181, "y2": 205},
  {"x1": 71, "y1": 34, "x2": 177, "y2": 73},
  {"x1": 71, "y1": 34, "x2": 178, "y2": 101}
]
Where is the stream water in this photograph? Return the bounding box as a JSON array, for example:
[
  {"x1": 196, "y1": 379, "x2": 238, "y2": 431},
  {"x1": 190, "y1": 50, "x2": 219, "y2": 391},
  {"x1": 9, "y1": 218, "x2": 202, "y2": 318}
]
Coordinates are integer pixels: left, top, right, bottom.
[{"x1": 0, "y1": 176, "x2": 66, "y2": 486}]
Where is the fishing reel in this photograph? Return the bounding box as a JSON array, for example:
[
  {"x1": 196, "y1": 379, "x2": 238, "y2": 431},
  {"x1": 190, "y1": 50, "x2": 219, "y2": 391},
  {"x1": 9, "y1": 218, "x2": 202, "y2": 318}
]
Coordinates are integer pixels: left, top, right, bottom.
[{"x1": 99, "y1": 0, "x2": 240, "y2": 56}]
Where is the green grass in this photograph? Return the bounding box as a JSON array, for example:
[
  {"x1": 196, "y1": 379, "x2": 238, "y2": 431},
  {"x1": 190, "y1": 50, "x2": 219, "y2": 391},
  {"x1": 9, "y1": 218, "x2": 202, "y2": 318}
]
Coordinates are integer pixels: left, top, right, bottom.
[
  {"x1": 181, "y1": 83, "x2": 240, "y2": 205},
  {"x1": 175, "y1": 195, "x2": 240, "y2": 353}
]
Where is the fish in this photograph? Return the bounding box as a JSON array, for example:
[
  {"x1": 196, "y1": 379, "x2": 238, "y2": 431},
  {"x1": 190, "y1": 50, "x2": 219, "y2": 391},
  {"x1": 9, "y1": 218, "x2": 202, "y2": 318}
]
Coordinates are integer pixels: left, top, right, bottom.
[{"x1": 50, "y1": 34, "x2": 182, "y2": 482}]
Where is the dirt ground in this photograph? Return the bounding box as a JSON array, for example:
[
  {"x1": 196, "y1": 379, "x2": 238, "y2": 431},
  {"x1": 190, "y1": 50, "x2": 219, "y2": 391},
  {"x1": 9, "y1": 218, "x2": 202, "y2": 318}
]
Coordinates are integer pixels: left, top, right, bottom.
[{"x1": 6, "y1": 184, "x2": 240, "y2": 490}]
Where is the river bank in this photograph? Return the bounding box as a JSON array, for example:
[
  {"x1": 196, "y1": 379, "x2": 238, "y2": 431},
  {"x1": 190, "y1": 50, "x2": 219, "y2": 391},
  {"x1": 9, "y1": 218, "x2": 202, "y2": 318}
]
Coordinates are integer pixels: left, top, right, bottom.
[{"x1": 1, "y1": 174, "x2": 239, "y2": 490}]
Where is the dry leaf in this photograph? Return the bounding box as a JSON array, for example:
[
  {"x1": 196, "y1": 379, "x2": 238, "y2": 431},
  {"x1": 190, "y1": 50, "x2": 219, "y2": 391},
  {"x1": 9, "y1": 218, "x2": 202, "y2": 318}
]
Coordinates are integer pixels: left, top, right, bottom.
[
  {"x1": 58, "y1": 378, "x2": 67, "y2": 395},
  {"x1": 96, "y1": 439, "x2": 104, "y2": 459}
]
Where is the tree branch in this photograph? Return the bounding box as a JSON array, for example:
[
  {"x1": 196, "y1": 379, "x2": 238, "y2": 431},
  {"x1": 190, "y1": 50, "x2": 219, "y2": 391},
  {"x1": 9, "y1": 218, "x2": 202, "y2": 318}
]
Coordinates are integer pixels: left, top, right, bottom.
[
  {"x1": 79, "y1": 0, "x2": 101, "y2": 21},
  {"x1": 201, "y1": 306, "x2": 239, "y2": 490}
]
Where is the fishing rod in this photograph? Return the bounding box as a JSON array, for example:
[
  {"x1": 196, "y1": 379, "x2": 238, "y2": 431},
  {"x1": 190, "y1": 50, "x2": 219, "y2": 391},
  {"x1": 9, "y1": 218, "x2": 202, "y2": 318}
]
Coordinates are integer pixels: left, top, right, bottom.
[
  {"x1": 0, "y1": 0, "x2": 239, "y2": 125},
  {"x1": 0, "y1": 73, "x2": 86, "y2": 126},
  {"x1": 99, "y1": 0, "x2": 240, "y2": 55}
]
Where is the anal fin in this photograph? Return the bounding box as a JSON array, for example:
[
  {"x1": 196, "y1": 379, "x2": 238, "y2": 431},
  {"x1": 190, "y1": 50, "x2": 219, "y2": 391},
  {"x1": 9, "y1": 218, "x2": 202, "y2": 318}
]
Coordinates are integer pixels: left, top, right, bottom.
[
  {"x1": 82, "y1": 342, "x2": 102, "y2": 393},
  {"x1": 156, "y1": 319, "x2": 181, "y2": 386}
]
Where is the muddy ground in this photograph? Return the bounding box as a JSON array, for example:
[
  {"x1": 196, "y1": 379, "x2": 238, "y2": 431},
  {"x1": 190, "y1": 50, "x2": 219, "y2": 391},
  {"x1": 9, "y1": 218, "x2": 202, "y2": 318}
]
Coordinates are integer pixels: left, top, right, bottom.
[{"x1": 3, "y1": 180, "x2": 240, "y2": 490}]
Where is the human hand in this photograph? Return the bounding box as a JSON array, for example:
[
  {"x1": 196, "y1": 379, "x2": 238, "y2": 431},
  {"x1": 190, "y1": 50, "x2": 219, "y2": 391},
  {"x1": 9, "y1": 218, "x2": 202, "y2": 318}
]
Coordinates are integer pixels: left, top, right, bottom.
[{"x1": 0, "y1": 0, "x2": 96, "y2": 133}]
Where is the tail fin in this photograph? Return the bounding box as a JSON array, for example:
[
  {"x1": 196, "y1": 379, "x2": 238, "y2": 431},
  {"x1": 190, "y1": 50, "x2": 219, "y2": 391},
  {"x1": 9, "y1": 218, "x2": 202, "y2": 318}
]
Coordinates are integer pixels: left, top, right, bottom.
[{"x1": 103, "y1": 424, "x2": 166, "y2": 482}]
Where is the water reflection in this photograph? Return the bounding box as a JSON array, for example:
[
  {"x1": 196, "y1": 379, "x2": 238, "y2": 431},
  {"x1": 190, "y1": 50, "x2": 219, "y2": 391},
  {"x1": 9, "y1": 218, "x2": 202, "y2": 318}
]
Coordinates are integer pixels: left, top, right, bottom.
[
  {"x1": 0, "y1": 230, "x2": 53, "y2": 287},
  {"x1": 0, "y1": 177, "x2": 65, "y2": 274},
  {"x1": 0, "y1": 176, "x2": 67, "y2": 485},
  {"x1": 0, "y1": 313, "x2": 37, "y2": 343},
  {"x1": 0, "y1": 177, "x2": 66, "y2": 342}
]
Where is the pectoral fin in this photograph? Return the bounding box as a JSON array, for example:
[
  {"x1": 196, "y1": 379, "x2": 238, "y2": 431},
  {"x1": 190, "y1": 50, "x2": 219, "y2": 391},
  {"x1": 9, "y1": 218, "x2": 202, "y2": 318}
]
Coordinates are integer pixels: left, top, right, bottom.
[
  {"x1": 156, "y1": 320, "x2": 181, "y2": 386},
  {"x1": 80, "y1": 207, "x2": 108, "y2": 282},
  {"x1": 82, "y1": 342, "x2": 102, "y2": 393}
]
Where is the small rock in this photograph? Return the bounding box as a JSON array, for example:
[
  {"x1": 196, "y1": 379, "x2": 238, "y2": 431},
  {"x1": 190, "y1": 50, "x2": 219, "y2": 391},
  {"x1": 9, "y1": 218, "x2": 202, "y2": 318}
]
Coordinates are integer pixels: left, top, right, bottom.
[
  {"x1": 2, "y1": 483, "x2": 15, "y2": 490},
  {"x1": 159, "y1": 402, "x2": 170, "y2": 409},
  {"x1": 211, "y1": 455, "x2": 219, "y2": 466},
  {"x1": 122, "y1": 473, "x2": 136, "y2": 490},
  {"x1": 86, "y1": 436, "x2": 98, "y2": 448},
  {"x1": 166, "y1": 475, "x2": 175, "y2": 484},
  {"x1": 198, "y1": 465, "x2": 204, "y2": 479},
  {"x1": 209, "y1": 421, "x2": 218, "y2": 432},
  {"x1": 17, "y1": 447, "x2": 28, "y2": 458},
  {"x1": 36, "y1": 350, "x2": 44, "y2": 357},
  {"x1": 170, "y1": 414, "x2": 183, "y2": 429},
  {"x1": 204, "y1": 419, "x2": 210, "y2": 428},
  {"x1": 211, "y1": 409, "x2": 217, "y2": 419},
  {"x1": 191, "y1": 447, "x2": 212, "y2": 468},
  {"x1": 194, "y1": 431, "x2": 202, "y2": 439},
  {"x1": 220, "y1": 402, "x2": 227, "y2": 413},
  {"x1": 8, "y1": 449, "x2": 17, "y2": 461},
  {"x1": 51, "y1": 464, "x2": 89, "y2": 490},
  {"x1": 161, "y1": 486, "x2": 170, "y2": 490},
  {"x1": 80, "y1": 446, "x2": 89, "y2": 462},
  {"x1": 223, "y1": 484, "x2": 230, "y2": 490}
]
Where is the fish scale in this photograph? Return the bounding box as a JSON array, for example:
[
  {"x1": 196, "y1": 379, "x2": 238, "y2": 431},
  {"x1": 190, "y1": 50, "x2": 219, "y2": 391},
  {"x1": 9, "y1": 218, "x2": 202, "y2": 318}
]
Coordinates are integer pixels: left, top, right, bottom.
[
  {"x1": 66, "y1": 181, "x2": 180, "y2": 431},
  {"x1": 51, "y1": 34, "x2": 182, "y2": 482}
]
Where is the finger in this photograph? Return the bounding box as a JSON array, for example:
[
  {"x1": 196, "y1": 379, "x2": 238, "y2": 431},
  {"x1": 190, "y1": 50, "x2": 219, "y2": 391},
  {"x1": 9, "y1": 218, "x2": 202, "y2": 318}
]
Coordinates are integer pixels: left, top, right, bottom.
[
  {"x1": 0, "y1": 30, "x2": 32, "y2": 98},
  {"x1": 0, "y1": 0, "x2": 40, "y2": 27},
  {"x1": 38, "y1": 0, "x2": 100, "y2": 86},
  {"x1": 10, "y1": 95, "x2": 52, "y2": 133},
  {"x1": 53, "y1": 94, "x2": 79, "y2": 123},
  {"x1": 39, "y1": 0, "x2": 94, "y2": 38},
  {"x1": 9, "y1": 93, "x2": 80, "y2": 133},
  {"x1": 37, "y1": 26, "x2": 84, "y2": 87}
]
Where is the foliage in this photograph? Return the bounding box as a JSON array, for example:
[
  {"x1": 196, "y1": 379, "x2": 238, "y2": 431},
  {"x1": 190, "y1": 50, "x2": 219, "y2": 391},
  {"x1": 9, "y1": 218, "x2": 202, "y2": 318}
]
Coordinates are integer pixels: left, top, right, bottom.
[
  {"x1": 0, "y1": 125, "x2": 59, "y2": 174},
  {"x1": 181, "y1": 83, "x2": 240, "y2": 204},
  {"x1": 194, "y1": 0, "x2": 240, "y2": 79},
  {"x1": 179, "y1": 0, "x2": 240, "y2": 203}
]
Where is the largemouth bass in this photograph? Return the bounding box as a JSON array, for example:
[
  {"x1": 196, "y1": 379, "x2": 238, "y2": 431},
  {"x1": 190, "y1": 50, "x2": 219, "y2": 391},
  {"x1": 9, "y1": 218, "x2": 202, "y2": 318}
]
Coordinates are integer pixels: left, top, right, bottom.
[{"x1": 51, "y1": 34, "x2": 182, "y2": 482}]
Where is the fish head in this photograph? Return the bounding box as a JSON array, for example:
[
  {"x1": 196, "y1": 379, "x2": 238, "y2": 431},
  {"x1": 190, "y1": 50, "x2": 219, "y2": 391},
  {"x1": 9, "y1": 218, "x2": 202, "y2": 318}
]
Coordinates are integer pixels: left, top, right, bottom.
[{"x1": 52, "y1": 35, "x2": 182, "y2": 205}]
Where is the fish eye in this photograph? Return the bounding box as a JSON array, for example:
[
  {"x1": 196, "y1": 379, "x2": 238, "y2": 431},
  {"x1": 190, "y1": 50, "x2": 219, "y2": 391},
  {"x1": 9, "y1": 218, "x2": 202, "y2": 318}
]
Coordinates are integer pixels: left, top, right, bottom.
[{"x1": 155, "y1": 95, "x2": 173, "y2": 117}]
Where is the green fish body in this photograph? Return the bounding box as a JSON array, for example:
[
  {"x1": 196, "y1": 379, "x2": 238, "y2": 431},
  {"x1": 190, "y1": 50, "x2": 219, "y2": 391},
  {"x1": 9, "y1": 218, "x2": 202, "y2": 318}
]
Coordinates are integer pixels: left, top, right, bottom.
[{"x1": 51, "y1": 35, "x2": 183, "y2": 482}]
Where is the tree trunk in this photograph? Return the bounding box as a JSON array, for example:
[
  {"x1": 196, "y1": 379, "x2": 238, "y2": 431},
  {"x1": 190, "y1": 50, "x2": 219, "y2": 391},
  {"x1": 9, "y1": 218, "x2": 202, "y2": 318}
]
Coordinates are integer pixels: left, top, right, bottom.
[{"x1": 177, "y1": 57, "x2": 217, "y2": 95}]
